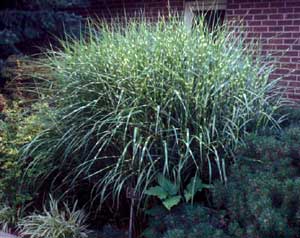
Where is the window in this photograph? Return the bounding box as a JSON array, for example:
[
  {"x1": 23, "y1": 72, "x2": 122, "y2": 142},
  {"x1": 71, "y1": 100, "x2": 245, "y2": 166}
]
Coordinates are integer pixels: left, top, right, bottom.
[{"x1": 184, "y1": 0, "x2": 227, "y2": 30}]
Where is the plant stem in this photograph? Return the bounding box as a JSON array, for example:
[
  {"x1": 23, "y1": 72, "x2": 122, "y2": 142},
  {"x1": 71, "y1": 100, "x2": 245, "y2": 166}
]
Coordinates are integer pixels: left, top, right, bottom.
[{"x1": 129, "y1": 196, "x2": 135, "y2": 238}]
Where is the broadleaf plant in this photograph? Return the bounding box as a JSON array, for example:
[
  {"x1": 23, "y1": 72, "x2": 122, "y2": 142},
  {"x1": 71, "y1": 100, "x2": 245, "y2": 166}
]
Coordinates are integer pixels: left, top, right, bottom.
[
  {"x1": 145, "y1": 174, "x2": 210, "y2": 210},
  {"x1": 162, "y1": 196, "x2": 182, "y2": 211},
  {"x1": 144, "y1": 186, "x2": 168, "y2": 200},
  {"x1": 145, "y1": 174, "x2": 181, "y2": 210}
]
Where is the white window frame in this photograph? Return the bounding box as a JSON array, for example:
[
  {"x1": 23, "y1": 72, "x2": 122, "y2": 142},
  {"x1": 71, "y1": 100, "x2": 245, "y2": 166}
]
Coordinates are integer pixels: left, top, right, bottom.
[{"x1": 184, "y1": 0, "x2": 227, "y2": 29}]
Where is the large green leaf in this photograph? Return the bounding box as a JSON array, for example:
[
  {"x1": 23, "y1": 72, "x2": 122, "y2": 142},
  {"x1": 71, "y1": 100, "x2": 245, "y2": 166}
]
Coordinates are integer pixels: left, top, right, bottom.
[
  {"x1": 157, "y1": 174, "x2": 179, "y2": 196},
  {"x1": 145, "y1": 186, "x2": 168, "y2": 200},
  {"x1": 162, "y1": 196, "x2": 181, "y2": 210}
]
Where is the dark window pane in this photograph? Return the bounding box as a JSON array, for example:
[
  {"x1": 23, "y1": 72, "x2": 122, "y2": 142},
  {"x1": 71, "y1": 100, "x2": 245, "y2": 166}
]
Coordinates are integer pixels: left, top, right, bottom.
[{"x1": 193, "y1": 10, "x2": 225, "y2": 31}]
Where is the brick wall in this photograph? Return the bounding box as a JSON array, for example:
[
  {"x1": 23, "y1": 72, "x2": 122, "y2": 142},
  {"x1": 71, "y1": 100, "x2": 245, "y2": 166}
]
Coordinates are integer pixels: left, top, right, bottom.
[{"x1": 227, "y1": 0, "x2": 300, "y2": 102}]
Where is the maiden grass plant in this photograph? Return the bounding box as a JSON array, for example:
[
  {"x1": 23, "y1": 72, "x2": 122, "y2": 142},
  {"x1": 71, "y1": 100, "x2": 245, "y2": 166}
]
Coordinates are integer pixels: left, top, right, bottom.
[{"x1": 22, "y1": 16, "x2": 281, "y2": 211}]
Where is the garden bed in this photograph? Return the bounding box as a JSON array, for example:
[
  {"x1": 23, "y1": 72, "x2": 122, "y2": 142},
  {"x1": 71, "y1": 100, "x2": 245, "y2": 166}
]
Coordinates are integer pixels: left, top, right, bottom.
[{"x1": 0, "y1": 12, "x2": 299, "y2": 238}]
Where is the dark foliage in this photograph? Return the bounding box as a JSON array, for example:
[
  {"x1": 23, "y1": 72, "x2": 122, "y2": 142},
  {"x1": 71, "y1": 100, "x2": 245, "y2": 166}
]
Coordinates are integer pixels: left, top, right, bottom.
[
  {"x1": 0, "y1": 0, "x2": 89, "y2": 87},
  {"x1": 88, "y1": 225, "x2": 126, "y2": 238},
  {"x1": 142, "y1": 112, "x2": 300, "y2": 238},
  {"x1": 0, "y1": 10, "x2": 83, "y2": 58},
  {"x1": 1, "y1": 0, "x2": 90, "y2": 10},
  {"x1": 143, "y1": 204, "x2": 233, "y2": 238},
  {"x1": 213, "y1": 124, "x2": 300, "y2": 238}
]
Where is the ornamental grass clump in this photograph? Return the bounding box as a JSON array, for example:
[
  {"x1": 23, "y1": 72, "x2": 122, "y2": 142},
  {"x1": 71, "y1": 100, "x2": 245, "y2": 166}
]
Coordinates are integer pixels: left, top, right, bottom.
[
  {"x1": 22, "y1": 16, "x2": 281, "y2": 210},
  {"x1": 18, "y1": 196, "x2": 88, "y2": 238}
]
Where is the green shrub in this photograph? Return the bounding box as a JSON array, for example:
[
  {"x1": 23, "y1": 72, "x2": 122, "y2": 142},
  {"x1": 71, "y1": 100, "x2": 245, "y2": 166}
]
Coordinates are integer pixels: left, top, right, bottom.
[
  {"x1": 0, "y1": 59, "x2": 6, "y2": 87},
  {"x1": 88, "y1": 225, "x2": 126, "y2": 238},
  {"x1": 0, "y1": 10, "x2": 83, "y2": 41},
  {"x1": 0, "y1": 29, "x2": 20, "y2": 46},
  {"x1": 0, "y1": 205, "x2": 17, "y2": 232},
  {"x1": 20, "y1": 0, "x2": 90, "y2": 10},
  {"x1": 275, "y1": 106, "x2": 300, "y2": 128},
  {"x1": 0, "y1": 10, "x2": 84, "y2": 61},
  {"x1": 0, "y1": 101, "x2": 46, "y2": 226},
  {"x1": 23, "y1": 16, "x2": 281, "y2": 211},
  {"x1": 18, "y1": 196, "x2": 88, "y2": 238},
  {"x1": 143, "y1": 204, "x2": 232, "y2": 238},
  {"x1": 213, "y1": 130, "x2": 300, "y2": 238}
]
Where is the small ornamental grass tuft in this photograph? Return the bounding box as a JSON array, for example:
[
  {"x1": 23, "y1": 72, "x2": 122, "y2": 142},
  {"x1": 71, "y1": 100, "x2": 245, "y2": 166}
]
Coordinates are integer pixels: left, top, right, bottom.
[
  {"x1": 22, "y1": 16, "x2": 282, "y2": 211},
  {"x1": 0, "y1": 205, "x2": 16, "y2": 232},
  {"x1": 18, "y1": 196, "x2": 88, "y2": 238}
]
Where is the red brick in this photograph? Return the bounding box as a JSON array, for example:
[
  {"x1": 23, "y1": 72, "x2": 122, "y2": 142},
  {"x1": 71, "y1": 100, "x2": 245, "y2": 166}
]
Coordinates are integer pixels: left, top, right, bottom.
[
  {"x1": 263, "y1": 44, "x2": 276, "y2": 50},
  {"x1": 255, "y1": 2, "x2": 270, "y2": 8},
  {"x1": 277, "y1": 45, "x2": 291, "y2": 50},
  {"x1": 283, "y1": 75, "x2": 297, "y2": 81},
  {"x1": 285, "y1": 51, "x2": 299, "y2": 57},
  {"x1": 269, "y1": 14, "x2": 284, "y2": 20},
  {"x1": 285, "y1": 26, "x2": 300, "y2": 31},
  {"x1": 263, "y1": 20, "x2": 277, "y2": 26},
  {"x1": 284, "y1": 39, "x2": 297, "y2": 44},
  {"x1": 252, "y1": 26, "x2": 268, "y2": 32},
  {"x1": 273, "y1": 68, "x2": 291, "y2": 74},
  {"x1": 284, "y1": 88, "x2": 295, "y2": 94},
  {"x1": 278, "y1": 32, "x2": 292, "y2": 37},
  {"x1": 286, "y1": 2, "x2": 300, "y2": 7},
  {"x1": 286, "y1": 13, "x2": 300, "y2": 19},
  {"x1": 292, "y1": 58, "x2": 300, "y2": 63},
  {"x1": 235, "y1": 9, "x2": 248, "y2": 14},
  {"x1": 278, "y1": 8, "x2": 294, "y2": 14},
  {"x1": 277, "y1": 20, "x2": 293, "y2": 25},
  {"x1": 269, "y1": 26, "x2": 283, "y2": 31},
  {"x1": 254, "y1": 15, "x2": 268, "y2": 20},
  {"x1": 279, "y1": 57, "x2": 291, "y2": 63},
  {"x1": 269, "y1": 38, "x2": 283, "y2": 44},
  {"x1": 293, "y1": 32, "x2": 300, "y2": 38},
  {"x1": 271, "y1": 1, "x2": 286, "y2": 8},
  {"x1": 282, "y1": 63, "x2": 298, "y2": 69},
  {"x1": 292, "y1": 45, "x2": 300, "y2": 50},
  {"x1": 289, "y1": 81, "x2": 300, "y2": 87},
  {"x1": 248, "y1": 21, "x2": 262, "y2": 26},
  {"x1": 243, "y1": 15, "x2": 254, "y2": 20},
  {"x1": 270, "y1": 74, "x2": 282, "y2": 80},
  {"x1": 248, "y1": 9, "x2": 262, "y2": 14},
  {"x1": 261, "y1": 32, "x2": 277, "y2": 38},
  {"x1": 240, "y1": 3, "x2": 254, "y2": 8},
  {"x1": 262, "y1": 8, "x2": 278, "y2": 14},
  {"x1": 228, "y1": 3, "x2": 240, "y2": 9},
  {"x1": 288, "y1": 94, "x2": 300, "y2": 100},
  {"x1": 291, "y1": 70, "x2": 300, "y2": 75}
]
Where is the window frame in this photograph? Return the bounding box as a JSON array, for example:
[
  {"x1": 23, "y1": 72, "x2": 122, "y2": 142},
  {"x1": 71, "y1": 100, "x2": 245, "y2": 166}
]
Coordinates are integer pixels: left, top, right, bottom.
[{"x1": 184, "y1": 0, "x2": 227, "y2": 29}]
